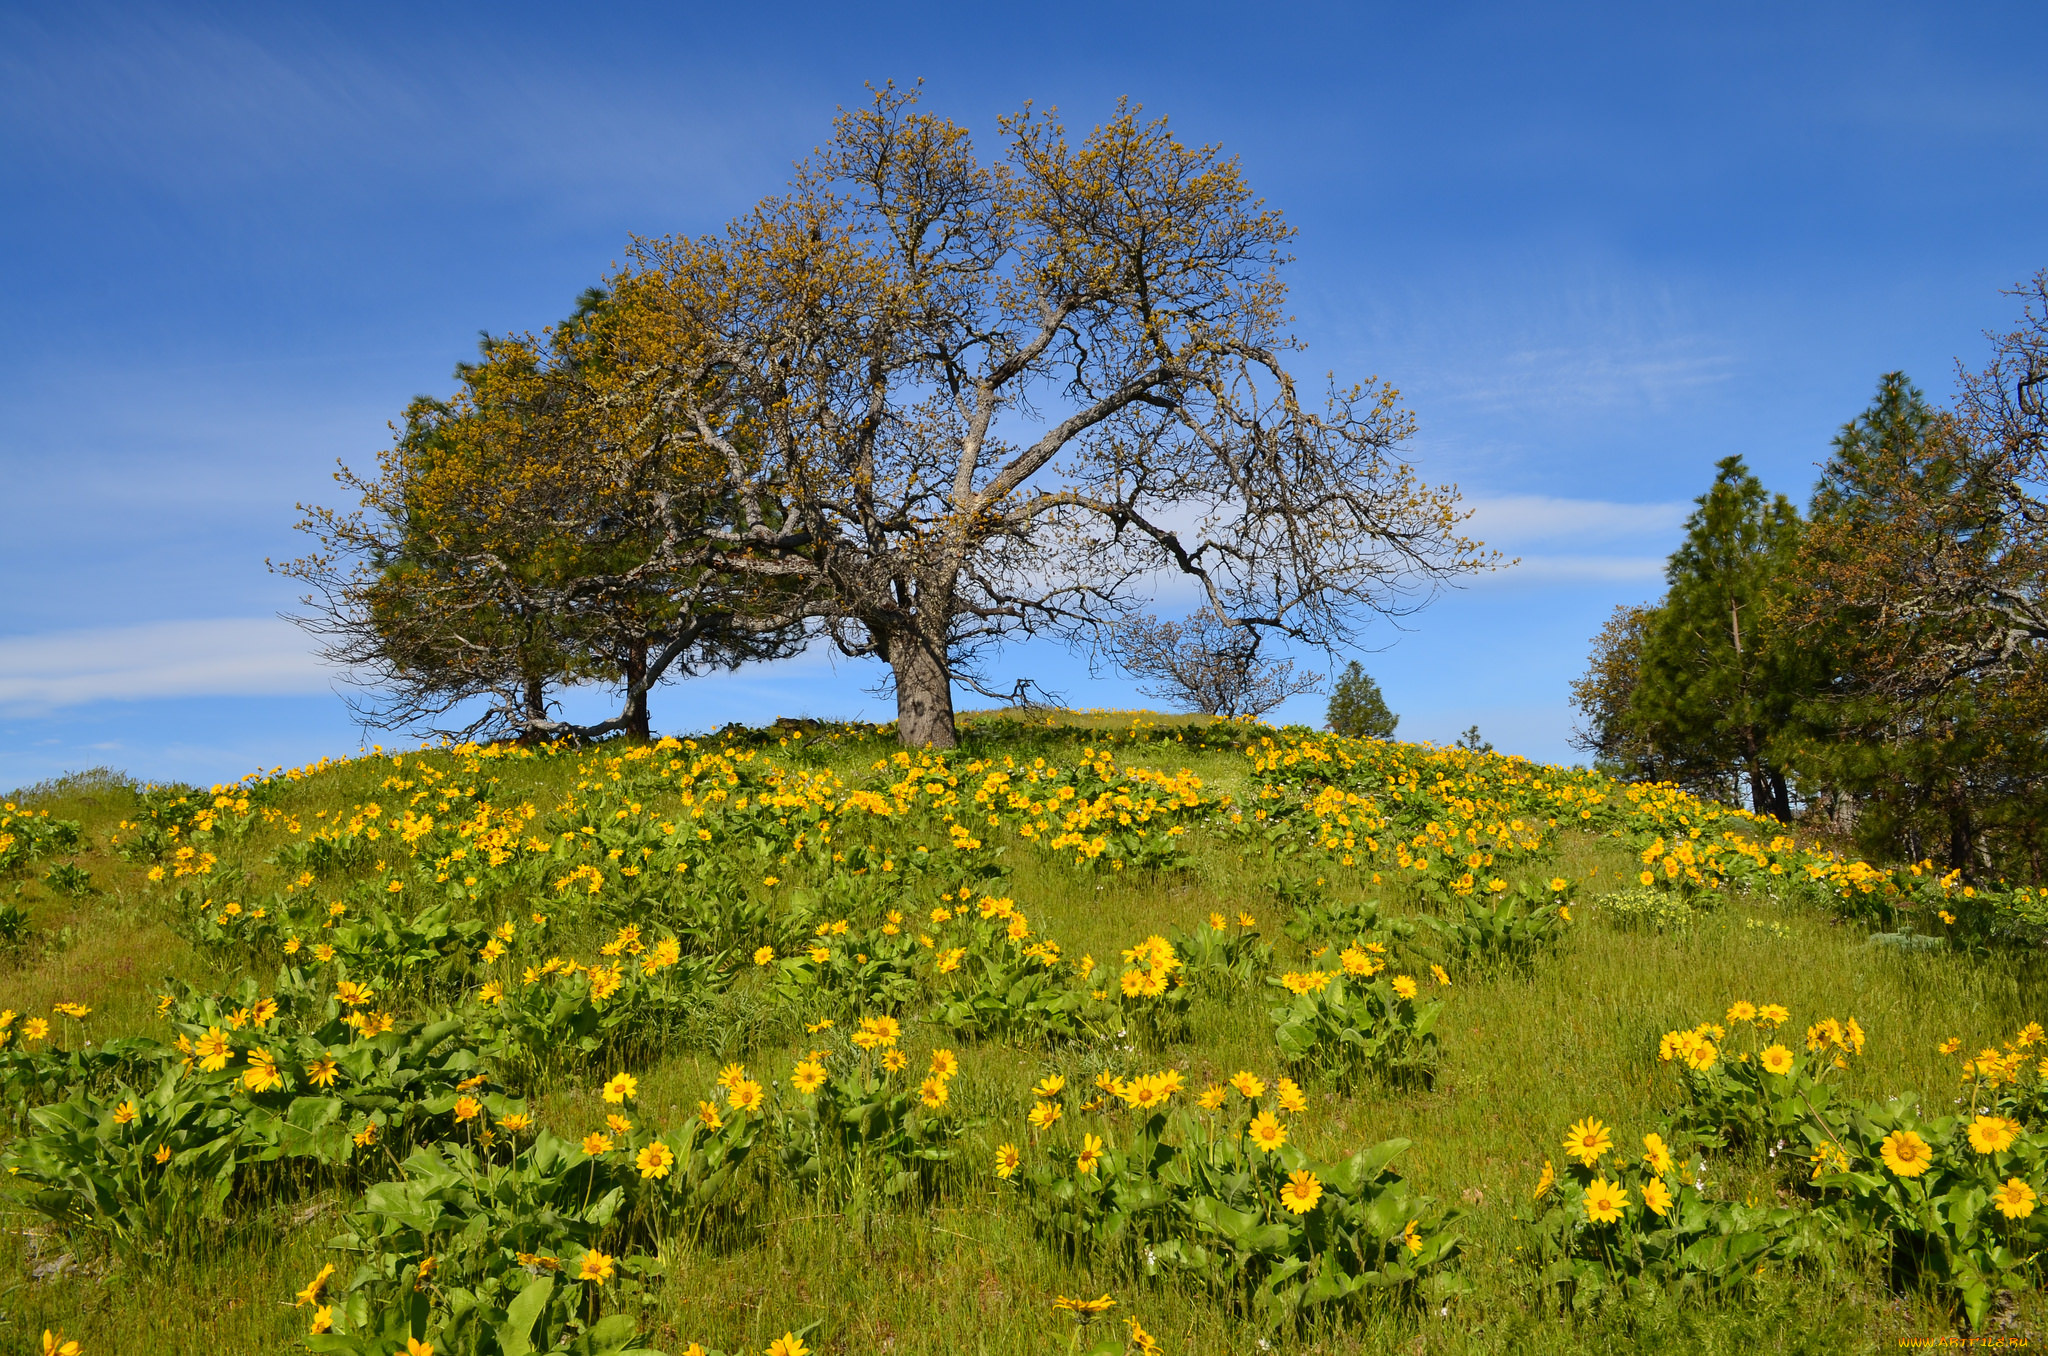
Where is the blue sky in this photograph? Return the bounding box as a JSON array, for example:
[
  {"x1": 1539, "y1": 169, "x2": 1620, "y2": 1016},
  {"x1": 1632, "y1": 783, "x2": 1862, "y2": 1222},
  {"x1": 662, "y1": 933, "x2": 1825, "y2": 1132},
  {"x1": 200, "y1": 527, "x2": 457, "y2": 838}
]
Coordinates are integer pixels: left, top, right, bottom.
[{"x1": 3, "y1": 1, "x2": 2045, "y2": 789}]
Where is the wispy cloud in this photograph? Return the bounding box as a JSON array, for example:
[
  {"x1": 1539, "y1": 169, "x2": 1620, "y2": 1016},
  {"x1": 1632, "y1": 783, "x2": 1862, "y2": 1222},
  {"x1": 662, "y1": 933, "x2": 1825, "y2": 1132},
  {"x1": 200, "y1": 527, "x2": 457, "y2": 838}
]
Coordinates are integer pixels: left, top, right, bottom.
[
  {"x1": 0, "y1": 618, "x2": 333, "y2": 708},
  {"x1": 1478, "y1": 555, "x2": 1668, "y2": 586},
  {"x1": 0, "y1": 6, "x2": 800, "y2": 217},
  {"x1": 1462, "y1": 495, "x2": 1688, "y2": 548},
  {"x1": 1439, "y1": 338, "x2": 1738, "y2": 415}
]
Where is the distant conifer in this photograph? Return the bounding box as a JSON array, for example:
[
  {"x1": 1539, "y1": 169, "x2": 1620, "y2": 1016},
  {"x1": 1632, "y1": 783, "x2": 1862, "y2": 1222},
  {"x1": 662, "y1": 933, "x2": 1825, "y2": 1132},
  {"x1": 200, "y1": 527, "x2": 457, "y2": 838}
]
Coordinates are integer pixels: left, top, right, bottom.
[{"x1": 1325, "y1": 661, "x2": 1398, "y2": 739}]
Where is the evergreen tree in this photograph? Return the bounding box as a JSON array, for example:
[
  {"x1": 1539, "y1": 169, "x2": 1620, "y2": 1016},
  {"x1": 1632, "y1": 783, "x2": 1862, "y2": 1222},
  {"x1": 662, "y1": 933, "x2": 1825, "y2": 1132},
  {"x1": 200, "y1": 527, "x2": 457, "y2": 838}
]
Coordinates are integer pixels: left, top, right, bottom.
[
  {"x1": 1453, "y1": 725, "x2": 1494, "y2": 754},
  {"x1": 1785, "y1": 372, "x2": 2048, "y2": 873},
  {"x1": 1325, "y1": 661, "x2": 1399, "y2": 739},
  {"x1": 1629, "y1": 455, "x2": 1807, "y2": 819}
]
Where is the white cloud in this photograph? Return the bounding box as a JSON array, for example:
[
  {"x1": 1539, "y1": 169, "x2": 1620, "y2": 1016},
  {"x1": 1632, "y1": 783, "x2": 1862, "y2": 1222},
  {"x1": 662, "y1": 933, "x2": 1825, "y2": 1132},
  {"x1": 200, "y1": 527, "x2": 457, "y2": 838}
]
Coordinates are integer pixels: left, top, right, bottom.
[
  {"x1": 1477, "y1": 555, "x2": 1669, "y2": 586},
  {"x1": 1442, "y1": 341, "x2": 1737, "y2": 414},
  {"x1": 0, "y1": 618, "x2": 334, "y2": 708},
  {"x1": 1462, "y1": 495, "x2": 1688, "y2": 549}
]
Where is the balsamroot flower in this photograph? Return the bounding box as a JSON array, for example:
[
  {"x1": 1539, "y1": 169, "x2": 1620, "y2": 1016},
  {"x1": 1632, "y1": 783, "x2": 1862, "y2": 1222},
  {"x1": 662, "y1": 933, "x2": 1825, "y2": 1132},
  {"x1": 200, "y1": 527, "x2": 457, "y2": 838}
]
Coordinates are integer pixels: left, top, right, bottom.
[
  {"x1": 295, "y1": 1261, "x2": 336, "y2": 1307},
  {"x1": 1967, "y1": 1115, "x2": 2021, "y2": 1155},
  {"x1": 243, "y1": 1047, "x2": 284, "y2": 1094},
  {"x1": 1279, "y1": 1169, "x2": 1323, "y2": 1214},
  {"x1": 1582, "y1": 1177, "x2": 1629, "y2": 1224},
  {"x1": 1992, "y1": 1177, "x2": 2037, "y2": 1219},
  {"x1": 1052, "y1": 1293, "x2": 1116, "y2": 1318},
  {"x1": 1879, "y1": 1130, "x2": 1933, "y2": 1178},
  {"x1": 1563, "y1": 1117, "x2": 1611, "y2": 1167}
]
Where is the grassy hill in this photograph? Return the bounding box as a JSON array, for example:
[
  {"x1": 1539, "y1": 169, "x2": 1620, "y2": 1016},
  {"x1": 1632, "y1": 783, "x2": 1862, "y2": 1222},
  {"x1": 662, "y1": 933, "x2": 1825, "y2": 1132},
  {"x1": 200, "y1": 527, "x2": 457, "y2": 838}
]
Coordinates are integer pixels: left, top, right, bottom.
[{"x1": 1, "y1": 714, "x2": 2043, "y2": 1354}]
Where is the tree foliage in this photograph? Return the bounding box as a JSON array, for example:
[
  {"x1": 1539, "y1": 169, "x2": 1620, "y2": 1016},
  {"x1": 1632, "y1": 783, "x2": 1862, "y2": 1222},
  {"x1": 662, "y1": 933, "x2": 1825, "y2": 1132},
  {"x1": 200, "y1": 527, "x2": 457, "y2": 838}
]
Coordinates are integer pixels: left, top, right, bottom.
[
  {"x1": 1634, "y1": 456, "x2": 1806, "y2": 819},
  {"x1": 1108, "y1": 608, "x2": 1320, "y2": 718},
  {"x1": 1569, "y1": 604, "x2": 1666, "y2": 777},
  {"x1": 1571, "y1": 269, "x2": 2048, "y2": 879},
  {"x1": 1785, "y1": 371, "x2": 2048, "y2": 872},
  {"x1": 1324, "y1": 660, "x2": 1398, "y2": 739},
  {"x1": 587, "y1": 86, "x2": 1495, "y2": 747},
  {"x1": 280, "y1": 292, "x2": 803, "y2": 742},
  {"x1": 1569, "y1": 458, "x2": 1806, "y2": 818}
]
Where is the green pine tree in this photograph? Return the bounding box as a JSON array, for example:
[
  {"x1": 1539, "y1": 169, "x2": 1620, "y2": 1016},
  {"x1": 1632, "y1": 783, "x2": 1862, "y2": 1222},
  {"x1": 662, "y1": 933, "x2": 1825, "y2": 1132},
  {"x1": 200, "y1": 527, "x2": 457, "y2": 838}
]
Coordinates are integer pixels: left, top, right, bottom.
[
  {"x1": 1325, "y1": 661, "x2": 1399, "y2": 739},
  {"x1": 1786, "y1": 372, "x2": 2047, "y2": 874},
  {"x1": 1630, "y1": 455, "x2": 1808, "y2": 819}
]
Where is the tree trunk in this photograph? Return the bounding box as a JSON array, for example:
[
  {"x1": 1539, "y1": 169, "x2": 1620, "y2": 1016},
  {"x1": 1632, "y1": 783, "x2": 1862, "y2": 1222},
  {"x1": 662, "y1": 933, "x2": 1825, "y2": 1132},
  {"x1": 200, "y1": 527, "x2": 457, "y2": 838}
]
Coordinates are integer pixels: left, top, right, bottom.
[
  {"x1": 887, "y1": 636, "x2": 957, "y2": 749},
  {"x1": 1946, "y1": 785, "x2": 1974, "y2": 877},
  {"x1": 1746, "y1": 760, "x2": 1770, "y2": 817},
  {"x1": 1767, "y1": 769, "x2": 1791, "y2": 823},
  {"x1": 622, "y1": 643, "x2": 651, "y2": 743},
  {"x1": 517, "y1": 673, "x2": 548, "y2": 745}
]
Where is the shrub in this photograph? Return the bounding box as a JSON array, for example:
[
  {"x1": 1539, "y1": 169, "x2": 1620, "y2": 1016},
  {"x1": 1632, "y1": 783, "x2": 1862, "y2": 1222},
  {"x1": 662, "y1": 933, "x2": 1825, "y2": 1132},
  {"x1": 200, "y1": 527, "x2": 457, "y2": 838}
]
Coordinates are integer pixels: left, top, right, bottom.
[
  {"x1": 1014, "y1": 1073, "x2": 1463, "y2": 1329},
  {"x1": 1516, "y1": 1113, "x2": 1817, "y2": 1313},
  {"x1": 1269, "y1": 970, "x2": 1443, "y2": 1089},
  {"x1": 305, "y1": 1133, "x2": 666, "y2": 1356},
  {"x1": 1413, "y1": 879, "x2": 1573, "y2": 973},
  {"x1": 1598, "y1": 885, "x2": 1703, "y2": 932},
  {"x1": 0, "y1": 805, "x2": 83, "y2": 874}
]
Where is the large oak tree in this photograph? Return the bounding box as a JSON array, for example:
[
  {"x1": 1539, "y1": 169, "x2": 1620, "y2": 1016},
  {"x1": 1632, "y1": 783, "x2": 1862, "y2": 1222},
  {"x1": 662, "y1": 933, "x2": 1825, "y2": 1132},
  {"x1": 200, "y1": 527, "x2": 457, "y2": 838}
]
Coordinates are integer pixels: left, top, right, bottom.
[{"x1": 592, "y1": 89, "x2": 1493, "y2": 746}]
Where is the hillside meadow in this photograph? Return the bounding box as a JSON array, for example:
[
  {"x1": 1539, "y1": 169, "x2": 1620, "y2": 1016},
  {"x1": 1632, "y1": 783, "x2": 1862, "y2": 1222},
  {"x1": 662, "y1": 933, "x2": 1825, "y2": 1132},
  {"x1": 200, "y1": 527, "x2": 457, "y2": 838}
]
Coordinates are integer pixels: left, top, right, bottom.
[{"x1": 1, "y1": 712, "x2": 2043, "y2": 1355}]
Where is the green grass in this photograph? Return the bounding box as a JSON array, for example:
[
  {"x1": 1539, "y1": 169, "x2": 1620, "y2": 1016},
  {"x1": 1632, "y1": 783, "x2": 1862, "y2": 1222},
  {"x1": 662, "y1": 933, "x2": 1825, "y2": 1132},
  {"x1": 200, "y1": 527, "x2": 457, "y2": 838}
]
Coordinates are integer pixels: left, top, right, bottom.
[{"x1": 2, "y1": 722, "x2": 2042, "y2": 1354}]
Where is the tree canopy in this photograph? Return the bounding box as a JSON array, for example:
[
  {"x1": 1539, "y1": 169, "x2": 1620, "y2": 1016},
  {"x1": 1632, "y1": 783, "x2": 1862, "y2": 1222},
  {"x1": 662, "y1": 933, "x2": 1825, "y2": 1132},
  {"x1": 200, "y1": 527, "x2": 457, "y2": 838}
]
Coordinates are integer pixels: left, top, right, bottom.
[
  {"x1": 1110, "y1": 608, "x2": 1321, "y2": 718},
  {"x1": 590, "y1": 87, "x2": 1494, "y2": 746},
  {"x1": 1325, "y1": 660, "x2": 1398, "y2": 739},
  {"x1": 281, "y1": 292, "x2": 802, "y2": 742},
  {"x1": 1570, "y1": 270, "x2": 2048, "y2": 878},
  {"x1": 291, "y1": 89, "x2": 1495, "y2": 748}
]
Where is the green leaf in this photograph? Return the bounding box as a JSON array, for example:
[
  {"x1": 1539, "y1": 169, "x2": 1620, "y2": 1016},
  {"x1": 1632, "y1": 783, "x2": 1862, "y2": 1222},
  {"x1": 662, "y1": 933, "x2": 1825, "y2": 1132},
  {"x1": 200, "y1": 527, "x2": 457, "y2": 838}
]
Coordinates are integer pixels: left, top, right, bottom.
[{"x1": 499, "y1": 1274, "x2": 555, "y2": 1356}]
